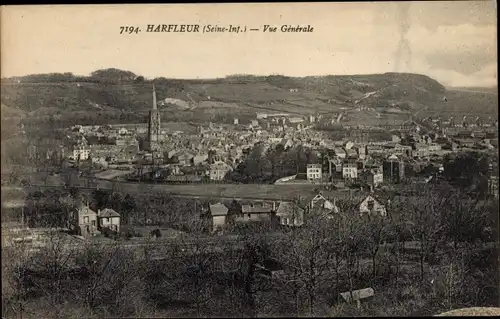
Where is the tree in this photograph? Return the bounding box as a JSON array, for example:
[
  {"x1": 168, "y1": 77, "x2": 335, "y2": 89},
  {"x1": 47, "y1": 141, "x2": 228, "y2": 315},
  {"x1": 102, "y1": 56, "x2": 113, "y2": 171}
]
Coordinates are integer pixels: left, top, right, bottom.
[
  {"x1": 91, "y1": 189, "x2": 111, "y2": 210},
  {"x1": 386, "y1": 199, "x2": 413, "y2": 288},
  {"x1": 175, "y1": 228, "x2": 222, "y2": 316},
  {"x1": 363, "y1": 213, "x2": 390, "y2": 280},
  {"x1": 239, "y1": 235, "x2": 274, "y2": 317},
  {"x1": 59, "y1": 194, "x2": 75, "y2": 228},
  {"x1": 441, "y1": 191, "x2": 483, "y2": 249},
  {"x1": 443, "y1": 152, "x2": 490, "y2": 191},
  {"x1": 403, "y1": 188, "x2": 446, "y2": 281},
  {"x1": 122, "y1": 194, "x2": 137, "y2": 224}
]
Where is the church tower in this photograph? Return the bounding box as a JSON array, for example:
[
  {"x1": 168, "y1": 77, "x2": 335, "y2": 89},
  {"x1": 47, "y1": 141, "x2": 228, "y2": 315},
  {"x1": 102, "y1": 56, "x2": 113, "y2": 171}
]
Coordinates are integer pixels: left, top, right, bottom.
[{"x1": 147, "y1": 84, "x2": 161, "y2": 153}]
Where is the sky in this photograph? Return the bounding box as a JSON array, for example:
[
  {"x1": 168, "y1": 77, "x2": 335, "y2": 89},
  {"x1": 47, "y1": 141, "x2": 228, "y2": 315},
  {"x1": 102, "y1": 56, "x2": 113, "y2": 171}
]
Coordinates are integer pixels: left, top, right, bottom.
[{"x1": 1, "y1": 2, "x2": 497, "y2": 87}]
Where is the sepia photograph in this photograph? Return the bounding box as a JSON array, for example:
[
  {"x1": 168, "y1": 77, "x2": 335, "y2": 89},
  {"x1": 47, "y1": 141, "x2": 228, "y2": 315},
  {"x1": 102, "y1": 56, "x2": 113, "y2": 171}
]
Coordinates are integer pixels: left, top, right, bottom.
[{"x1": 1, "y1": 2, "x2": 499, "y2": 317}]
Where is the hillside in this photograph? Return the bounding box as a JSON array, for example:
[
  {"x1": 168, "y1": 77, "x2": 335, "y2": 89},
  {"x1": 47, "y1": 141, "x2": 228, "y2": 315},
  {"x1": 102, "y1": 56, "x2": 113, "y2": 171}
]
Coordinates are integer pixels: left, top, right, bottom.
[{"x1": 1, "y1": 69, "x2": 496, "y2": 125}]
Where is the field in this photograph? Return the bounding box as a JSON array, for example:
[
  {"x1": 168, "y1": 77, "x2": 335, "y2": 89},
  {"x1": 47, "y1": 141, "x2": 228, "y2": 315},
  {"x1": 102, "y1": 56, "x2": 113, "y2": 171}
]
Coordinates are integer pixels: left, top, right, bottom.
[{"x1": 88, "y1": 178, "x2": 363, "y2": 201}]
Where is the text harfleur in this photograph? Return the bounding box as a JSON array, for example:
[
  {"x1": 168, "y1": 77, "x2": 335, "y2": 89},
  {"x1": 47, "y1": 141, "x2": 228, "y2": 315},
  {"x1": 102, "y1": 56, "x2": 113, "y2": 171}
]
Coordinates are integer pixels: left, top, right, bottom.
[{"x1": 146, "y1": 24, "x2": 314, "y2": 33}]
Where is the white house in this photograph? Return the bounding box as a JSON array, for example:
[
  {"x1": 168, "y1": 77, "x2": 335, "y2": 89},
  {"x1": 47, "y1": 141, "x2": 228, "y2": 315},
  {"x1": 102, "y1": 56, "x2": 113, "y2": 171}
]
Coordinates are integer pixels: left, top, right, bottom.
[
  {"x1": 209, "y1": 203, "x2": 229, "y2": 232},
  {"x1": 209, "y1": 162, "x2": 232, "y2": 181},
  {"x1": 342, "y1": 162, "x2": 358, "y2": 180},
  {"x1": 358, "y1": 195, "x2": 387, "y2": 216},
  {"x1": 72, "y1": 146, "x2": 90, "y2": 161},
  {"x1": 306, "y1": 164, "x2": 322, "y2": 180},
  {"x1": 309, "y1": 193, "x2": 339, "y2": 212},
  {"x1": 74, "y1": 204, "x2": 98, "y2": 237},
  {"x1": 97, "y1": 208, "x2": 121, "y2": 233}
]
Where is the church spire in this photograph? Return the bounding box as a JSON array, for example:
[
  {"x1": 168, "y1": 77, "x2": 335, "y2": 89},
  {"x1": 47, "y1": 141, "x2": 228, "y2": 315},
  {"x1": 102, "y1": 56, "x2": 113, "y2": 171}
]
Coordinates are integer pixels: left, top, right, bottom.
[{"x1": 152, "y1": 84, "x2": 157, "y2": 110}]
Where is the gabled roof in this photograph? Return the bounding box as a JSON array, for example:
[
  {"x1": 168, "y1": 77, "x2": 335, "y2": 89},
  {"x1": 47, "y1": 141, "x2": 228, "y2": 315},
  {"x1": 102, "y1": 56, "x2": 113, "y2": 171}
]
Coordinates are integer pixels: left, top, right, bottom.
[
  {"x1": 209, "y1": 203, "x2": 229, "y2": 216},
  {"x1": 77, "y1": 205, "x2": 97, "y2": 216},
  {"x1": 276, "y1": 201, "x2": 304, "y2": 216},
  {"x1": 358, "y1": 194, "x2": 388, "y2": 208},
  {"x1": 98, "y1": 208, "x2": 120, "y2": 218},
  {"x1": 241, "y1": 205, "x2": 273, "y2": 214}
]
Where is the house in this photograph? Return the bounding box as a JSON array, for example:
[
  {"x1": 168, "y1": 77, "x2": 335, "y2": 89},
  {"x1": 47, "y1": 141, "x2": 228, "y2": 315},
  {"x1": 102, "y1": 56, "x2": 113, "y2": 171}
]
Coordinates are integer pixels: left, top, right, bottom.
[
  {"x1": 309, "y1": 193, "x2": 339, "y2": 212},
  {"x1": 354, "y1": 145, "x2": 366, "y2": 160},
  {"x1": 488, "y1": 175, "x2": 498, "y2": 199},
  {"x1": 344, "y1": 141, "x2": 354, "y2": 150},
  {"x1": 359, "y1": 169, "x2": 383, "y2": 189},
  {"x1": 366, "y1": 145, "x2": 385, "y2": 156},
  {"x1": 456, "y1": 139, "x2": 476, "y2": 148},
  {"x1": 97, "y1": 208, "x2": 121, "y2": 233},
  {"x1": 392, "y1": 135, "x2": 402, "y2": 143},
  {"x1": 209, "y1": 162, "x2": 232, "y2": 181},
  {"x1": 275, "y1": 201, "x2": 305, "y2": 227},
  {"x1": 428, "y1": 143, "x2": 442, "y2": 153},
  {"x1": 345, "y1": 148, "x2": 358, "y2": 159},
  {"x1": 334, "y1": 148, "x2": 347, "y2": 159},
  {"x1": 289, "y1": 117, "x2": 304, "y2": 124},
  {"x1": 358, "y1": 195, "x2": 387, "y2": 216},
  {"x1": 73, "y1": 204, "x2": 98, "y2": 237},
  {"x1": 192, "y1": 153, "x2": 208, "y2": 165},
  {"x1": 392, "y1": 144, "x2": 412, "y2": 157},
  {"x1": 165, "y1": 148, "x2": 178, "y2": 159},
  {"x1": 342, "y1": 161, "x2": 358, "y2": 180},
  {"x1": 414, "y1": 143, "x2": 430, "y2": 158},
  {"x1": 235, "y1": 203, "x2": 276, "y2": 224},
  {"x1": 471, "y1": 131, "x2": 487, "y2": 139},
  {"x1": 306, "y1": 164, "x2": 322, "y2": 180},
  {"x1": 208, "y1": 203, "x2": 229, "y2": 232},
  {"x1": 177, "y1": 152, "x2": 195, "y2": 166},
  {"x1": 72, "y1": 146, "x2": 90, "y2": 161}
]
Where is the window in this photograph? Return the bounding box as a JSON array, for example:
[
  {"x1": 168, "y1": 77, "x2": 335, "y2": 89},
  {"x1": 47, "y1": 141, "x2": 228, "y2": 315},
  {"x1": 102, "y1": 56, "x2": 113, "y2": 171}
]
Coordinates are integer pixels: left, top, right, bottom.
[
  {"x1": 367, "y1": 200, "x2": 375, "y2": 211},
  {"x1": 83, "y1": 216, "x2": 89, "y2": 223}
]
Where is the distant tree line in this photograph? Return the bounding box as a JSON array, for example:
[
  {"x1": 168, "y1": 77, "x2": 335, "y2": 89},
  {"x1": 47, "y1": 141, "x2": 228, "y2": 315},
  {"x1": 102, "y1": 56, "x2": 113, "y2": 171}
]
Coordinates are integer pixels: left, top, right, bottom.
[{"x1": 228, "y1": 144, "x2": 321, "y2": 183}]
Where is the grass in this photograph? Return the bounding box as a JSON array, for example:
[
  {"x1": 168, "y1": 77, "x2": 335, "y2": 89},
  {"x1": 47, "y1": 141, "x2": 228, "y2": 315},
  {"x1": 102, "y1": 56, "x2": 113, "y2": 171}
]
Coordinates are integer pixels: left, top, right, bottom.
[{"x1": 94, "y1": 179, "x2": 362, "y2": 201}]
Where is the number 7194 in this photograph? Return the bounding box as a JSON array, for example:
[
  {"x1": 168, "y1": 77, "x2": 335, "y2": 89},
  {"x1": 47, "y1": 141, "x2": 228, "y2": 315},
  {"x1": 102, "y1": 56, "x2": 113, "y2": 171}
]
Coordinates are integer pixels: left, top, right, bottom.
[{"x1": 120, "y1": 26, "x2": 140, "y2": 34}]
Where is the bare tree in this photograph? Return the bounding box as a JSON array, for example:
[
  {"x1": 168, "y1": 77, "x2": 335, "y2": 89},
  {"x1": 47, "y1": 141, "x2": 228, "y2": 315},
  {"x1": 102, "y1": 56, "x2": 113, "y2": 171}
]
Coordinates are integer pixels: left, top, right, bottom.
[
  {"x1": 74, "y1": 241, "x2": 146, "y2": 317},
  {"x1": 363, "y1": 212, "x2": 390, "y2": 280},
  {"x1": 403, "y1": 188, "x2": 446, "y2": 281}
]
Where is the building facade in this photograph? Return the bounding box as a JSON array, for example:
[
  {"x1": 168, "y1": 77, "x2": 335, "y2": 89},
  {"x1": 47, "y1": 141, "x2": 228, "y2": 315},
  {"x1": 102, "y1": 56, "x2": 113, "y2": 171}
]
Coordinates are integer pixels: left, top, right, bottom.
[
  {"x1": 97, "y1": 208, "x2": 121, "y2": 233},
  {"x1": 209, "y1": 162, "x2": 232, "y2": 181},
  {"x1": 306, "y1": 164, "x2": 322, "y2": 180},
  {"x1": 383, "y1": 154, "x2": 405, "y2": 184},
  {"x1": 72, "y1": 146, "x2": 90, "y2": 161}
]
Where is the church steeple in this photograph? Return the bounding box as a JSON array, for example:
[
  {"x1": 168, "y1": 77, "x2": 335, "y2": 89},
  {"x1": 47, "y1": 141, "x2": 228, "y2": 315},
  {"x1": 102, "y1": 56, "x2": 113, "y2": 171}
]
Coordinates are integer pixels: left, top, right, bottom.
[
  {"x1": 147, "y1": 83, "x2": 161, "y2": 153},
  {"x1": 152, "y1": 84, "x2": 157, "y2": 110}
]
